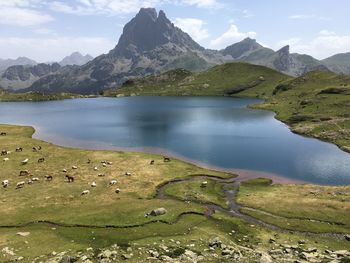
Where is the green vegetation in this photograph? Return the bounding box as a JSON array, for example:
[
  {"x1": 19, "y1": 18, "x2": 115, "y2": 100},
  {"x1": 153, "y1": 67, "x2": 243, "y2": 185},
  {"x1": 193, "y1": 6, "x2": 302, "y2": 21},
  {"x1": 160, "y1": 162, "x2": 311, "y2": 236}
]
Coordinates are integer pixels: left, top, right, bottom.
[
  {"x1": 237, "y1": 179, "x2": 350, "y2": 233},
  {"x1": 164, "y1": 178, "x2": 229, "y2": 208},
  {"x1": 0, "y1": 125, "x2": 349, "y2": 261},
  {"x1": 0, "y1": 88, "x2": 84, "y2": 102},
  {"x1": 104, "y1": 62, "x2": 290, "y2": 97},
  {"x1": 252, "y1": 70, "x2": 350, "y2": 152}
]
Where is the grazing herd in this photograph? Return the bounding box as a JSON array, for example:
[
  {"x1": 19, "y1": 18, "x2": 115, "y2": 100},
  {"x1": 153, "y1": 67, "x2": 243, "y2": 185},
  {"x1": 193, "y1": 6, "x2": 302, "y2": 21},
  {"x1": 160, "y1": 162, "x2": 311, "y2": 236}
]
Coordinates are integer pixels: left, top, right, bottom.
[{"x1": 1, "y1": 130, "x2": 172, "y2": 199}]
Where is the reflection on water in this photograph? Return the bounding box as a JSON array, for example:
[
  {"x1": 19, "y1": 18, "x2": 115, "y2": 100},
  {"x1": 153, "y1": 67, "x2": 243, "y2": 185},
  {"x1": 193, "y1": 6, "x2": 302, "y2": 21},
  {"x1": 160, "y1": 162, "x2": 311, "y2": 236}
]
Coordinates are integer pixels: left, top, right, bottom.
[{"x1": 0, "y1": 96, "x2": 349, "y2": 185}]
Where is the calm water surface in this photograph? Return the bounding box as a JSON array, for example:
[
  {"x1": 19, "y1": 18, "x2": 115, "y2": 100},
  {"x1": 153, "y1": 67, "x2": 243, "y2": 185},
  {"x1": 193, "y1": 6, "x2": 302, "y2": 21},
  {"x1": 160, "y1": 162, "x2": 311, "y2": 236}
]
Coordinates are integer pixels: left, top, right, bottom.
[{"x1": 0, "y1": 97, "x2": 349, "y2": 185}]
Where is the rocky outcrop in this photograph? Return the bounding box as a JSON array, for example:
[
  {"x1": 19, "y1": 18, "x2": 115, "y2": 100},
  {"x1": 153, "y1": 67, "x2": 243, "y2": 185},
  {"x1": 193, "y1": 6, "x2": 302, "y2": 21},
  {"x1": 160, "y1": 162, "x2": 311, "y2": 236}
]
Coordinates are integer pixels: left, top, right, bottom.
[
  {"x1": 59, "y1": 52, "x2": 93, "y2": 66},
  {"x1": 0, "y1": 63, "x2": 61, "y2": 90}
]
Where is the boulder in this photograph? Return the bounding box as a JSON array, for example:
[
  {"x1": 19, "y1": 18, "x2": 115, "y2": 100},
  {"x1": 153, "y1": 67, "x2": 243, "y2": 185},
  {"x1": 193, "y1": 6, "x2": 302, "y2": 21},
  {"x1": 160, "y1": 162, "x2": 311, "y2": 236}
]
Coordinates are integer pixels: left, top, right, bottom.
[{"x1": 150, "y1": 208, "x2": 167, "y2": 216}]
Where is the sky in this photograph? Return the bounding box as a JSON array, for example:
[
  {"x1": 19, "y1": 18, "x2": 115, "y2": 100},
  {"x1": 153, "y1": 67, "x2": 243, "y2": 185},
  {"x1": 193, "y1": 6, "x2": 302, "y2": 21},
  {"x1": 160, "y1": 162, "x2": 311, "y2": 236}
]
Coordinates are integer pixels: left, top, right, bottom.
[{"x1": 0, "y1": 0, "x2": 349, "y2": 62}]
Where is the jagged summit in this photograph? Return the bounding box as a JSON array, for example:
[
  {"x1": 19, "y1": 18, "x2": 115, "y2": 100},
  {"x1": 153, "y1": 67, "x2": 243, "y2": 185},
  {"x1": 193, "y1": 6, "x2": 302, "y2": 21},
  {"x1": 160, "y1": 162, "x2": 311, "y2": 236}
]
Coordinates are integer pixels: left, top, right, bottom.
[
  {"x1": 222, "y1": 37, "x2": 264, "y2": 59},
  {"x1": 111, "y1": 8, "x2": 203, "y2": 56}
]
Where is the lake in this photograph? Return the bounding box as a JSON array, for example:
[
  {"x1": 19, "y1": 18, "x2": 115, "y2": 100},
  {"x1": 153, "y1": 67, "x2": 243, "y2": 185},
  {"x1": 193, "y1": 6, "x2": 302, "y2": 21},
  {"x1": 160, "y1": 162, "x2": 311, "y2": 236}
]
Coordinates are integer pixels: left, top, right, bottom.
[{"x1": 0, "y1": 96, "x2": 349, "y2": 185}]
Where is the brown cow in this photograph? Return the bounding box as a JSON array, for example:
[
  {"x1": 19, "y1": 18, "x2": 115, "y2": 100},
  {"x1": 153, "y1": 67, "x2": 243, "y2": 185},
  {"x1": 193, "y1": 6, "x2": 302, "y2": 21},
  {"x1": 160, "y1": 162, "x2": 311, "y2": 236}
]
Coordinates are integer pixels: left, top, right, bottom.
[{"x1": 65, "y1": 175, "x2": 74, "y2": 183}]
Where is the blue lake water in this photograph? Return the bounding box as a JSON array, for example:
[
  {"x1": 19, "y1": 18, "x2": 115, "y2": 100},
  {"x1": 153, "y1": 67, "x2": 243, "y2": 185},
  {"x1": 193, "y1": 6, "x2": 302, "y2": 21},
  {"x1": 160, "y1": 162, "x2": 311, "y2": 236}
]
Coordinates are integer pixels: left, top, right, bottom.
[{"x1": 0, "y1": 97, "x2": 349, "y2": 185}]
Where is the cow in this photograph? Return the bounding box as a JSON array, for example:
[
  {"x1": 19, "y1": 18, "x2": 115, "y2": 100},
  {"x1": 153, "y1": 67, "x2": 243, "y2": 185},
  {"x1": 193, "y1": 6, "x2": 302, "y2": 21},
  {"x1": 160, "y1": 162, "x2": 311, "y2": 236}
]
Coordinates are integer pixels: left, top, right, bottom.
[
  {"x1": 115, "y1": 188, "x2": 121, "y2": 194},
  {"x1": 16, "y1": 181, "x2": 25, "y2": 189},
  {"x1": 2, "y1": 180, "x2": 9, "y2": 188},
  {"x1": 3, "y1": 158, "x2": 9, "y2": 162},
  {"x1": 98, "y1": 173, "x2": 105, "y2": 177},
  {"x1": 81, "y1": 190, "x2": 90, "y2": 195},
  {"x1": 21, "y1": 158, "x2": 29, "y2": 165},
  {"x1": 94, "y1": 167, "x2": 98, "y2": 171},
  {"x1": 125, "y1": 172, "x2": 132, "y2": 176},
  {"x1": 38, "y1": 158, "x2": 45, "y2": 163},
  {"x1": 163, "y1": 157, "x2": 171, "y2": 162},
  {"x1": 150, "y1": 160, "x2": 155, "y2": 165},
  {"x1": 19, "y1": 170, "x2": 29, "y2": 176},
  {"x1": 31, "y1": 177, "x2": 40, "y2": 182},
  {"x1": 72, "y1": 166, "x2": 78, "y2": 170},
  {"x1": 91, "y1": 182, "x2": 97, "y2": 187},
  {"x1": 109, "y1": 180, "x2": 117, "y2": 186},
  {"x1": 0, "y1": 132, "x2": 6, "y2": 136},
  {"x1": 32, "y1": 146, "x2": 42, "y2": 152},
  {"x1": 45, "y1": 175, "x2": 53, "y2": 181},
  {"x1": 1, "y1": 150, "x2": 8, "y2": 156},
  {"x1": 15, "y1": 147, "x2": 23, "y2": 152},
  {"x1": 65, "y1": 175, "x2": 74, "y2": 183}
]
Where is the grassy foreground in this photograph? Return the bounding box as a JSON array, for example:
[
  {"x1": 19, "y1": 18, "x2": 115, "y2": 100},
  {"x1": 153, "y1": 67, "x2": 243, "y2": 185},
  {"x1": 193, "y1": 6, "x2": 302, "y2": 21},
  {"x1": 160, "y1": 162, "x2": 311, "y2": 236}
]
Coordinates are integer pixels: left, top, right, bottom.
[{"x1": 0, "y1": 124, "x2": 350, "y2": 262}]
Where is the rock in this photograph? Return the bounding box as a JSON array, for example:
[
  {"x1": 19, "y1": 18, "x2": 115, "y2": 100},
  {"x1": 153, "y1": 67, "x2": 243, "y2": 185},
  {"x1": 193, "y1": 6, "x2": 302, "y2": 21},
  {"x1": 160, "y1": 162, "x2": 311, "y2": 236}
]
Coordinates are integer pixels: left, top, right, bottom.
[
  {"x1": 345, "y1": 234, "x2": 350, "y2": 241},
  {"x1": 122, "y1": 253, "x2": 133, "y2": 259},
  {"x1": 98, "y1": 249, "x2": 113, "y2": 259},
  {"x1": 16, "y1": 232, "x2": 30, "y2": 237},
  {"x1": 148, "y1": 250, "x2": 159, "y2": 258},
  {"x1": 208, "y1": 237, "x2": 222, "y2": 248},
  {"x1": 1, "y1": 247, "x2": 15, "y2": 256},
  {"x1": 300, "y1": 252, "x2": 319, "y2": 261},
  {"x1": 333, "y1": 250, "x2": 350, "y2": 257},
  {"x1": 150, "y1": 208, "x2": 167, "y2": 216},
  {"x1": 221, "y1": 249, "x2": 233, "y2": 256},
  {"x1": 16, "y1": 256, "x2": 24, "y2": 261},
  {"x1": 260, "y1": 253, "x2": 273, "y2": 263}
]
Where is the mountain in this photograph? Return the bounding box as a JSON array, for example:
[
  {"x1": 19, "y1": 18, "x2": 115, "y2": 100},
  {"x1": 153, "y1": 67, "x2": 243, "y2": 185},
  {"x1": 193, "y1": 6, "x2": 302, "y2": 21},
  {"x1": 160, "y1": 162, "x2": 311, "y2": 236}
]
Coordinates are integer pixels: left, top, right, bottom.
[
  {"x1": 20, "y1": 8, "x2": 228, "y2": 94},
  {"x1": 0, "y1": 63, "x2": 61, "y2": 90},
  {"x1": 0, "y1": 57, "x2": 37, "y2": 72},
  {"x1": 15, "y1": 8, "x2": 349, "y2": 95},
  {"x1": 59, "y1": 52, "x2": 93, "y2": 66},
  {"x1": 322, "y1": 52, "x2": 350, "y2": 75},
  {"x1": 223, "y1": 41, "x2": 329, "y2": 76}
]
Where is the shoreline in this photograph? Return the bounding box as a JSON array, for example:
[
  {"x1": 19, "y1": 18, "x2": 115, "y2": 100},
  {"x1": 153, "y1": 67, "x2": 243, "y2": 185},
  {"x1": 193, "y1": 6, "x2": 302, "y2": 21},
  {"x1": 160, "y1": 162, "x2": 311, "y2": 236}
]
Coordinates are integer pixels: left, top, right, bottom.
[{"x1": 31, "y1": 125, "x2": 305, "y2": 185}]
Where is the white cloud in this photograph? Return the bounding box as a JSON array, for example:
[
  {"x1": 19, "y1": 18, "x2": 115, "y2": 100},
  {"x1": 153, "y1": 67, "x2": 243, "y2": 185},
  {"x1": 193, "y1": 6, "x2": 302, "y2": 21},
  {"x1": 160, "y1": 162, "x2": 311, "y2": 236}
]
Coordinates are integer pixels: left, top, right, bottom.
[
  {"x1": 0, "y1": 37, "x2": 115, "y2": 62},
  {"x1": 175, "y1": 18, "x2": 209, "y2": 42},
  {"x1": 48, "y1": 0, "x2": 163, "y2": 15},
  {"x1": 278, "y1": 31, "x2": 350, "y2": 59},
  {"x1": 0, "y1": 7, "x2": 53, "y2": 27},
  {"x1": 48, "y1": 0, "x2": 223, "y2": 15},
  {"x1": 209, "y1": 24, "x2": 257, "y2": 49},
  {"x1": 179, "y1": 0, "x2": 222, "y2": 8},
  {"x1": 289, "y1": 14, "x2": 330, "y2": 21}
]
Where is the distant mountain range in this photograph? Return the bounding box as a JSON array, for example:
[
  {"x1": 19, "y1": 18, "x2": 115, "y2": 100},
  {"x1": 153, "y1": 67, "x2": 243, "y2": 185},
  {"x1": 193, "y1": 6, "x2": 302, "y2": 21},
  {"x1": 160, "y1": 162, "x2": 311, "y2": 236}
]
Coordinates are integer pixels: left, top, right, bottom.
[
  {"x1": 1, "y1": 8, "x2": 349, "y2": 94},
  {"x1": 0, "y1": 57, "x2": 37, "y2": 72},
  {"x1": 59, "y1": 52, "x2": 93, "y2": 67},
  {"x1": 0, "y1": 52, "x2": 93, "y2": 90}
]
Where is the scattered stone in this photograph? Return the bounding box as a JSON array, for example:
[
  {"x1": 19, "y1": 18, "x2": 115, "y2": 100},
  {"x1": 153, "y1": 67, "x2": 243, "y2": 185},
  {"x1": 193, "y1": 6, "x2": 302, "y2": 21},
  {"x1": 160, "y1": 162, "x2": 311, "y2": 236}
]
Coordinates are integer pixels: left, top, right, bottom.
[
  {"x1": 345, "y1": 234, "x2": 350, "y2": 241},
  {"x1": 260, "y1": 253, "x2": 273, "y2": 263},
  {"x1": 208, "y1": 237, "x2": 222, "y2": 248},
  {"x1": 16, "y1": 232, "x2": 30, "y2": 237},
  {"x1": 122, "y1": 253, "x2": 133, "y2": 259}
]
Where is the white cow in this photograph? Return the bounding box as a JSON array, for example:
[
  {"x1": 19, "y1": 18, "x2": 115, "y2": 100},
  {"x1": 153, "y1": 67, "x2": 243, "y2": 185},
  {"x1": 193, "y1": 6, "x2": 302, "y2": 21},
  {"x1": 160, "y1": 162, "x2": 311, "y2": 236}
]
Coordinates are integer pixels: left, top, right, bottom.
[
  {"x1": 21, "y1": 158, "x2": 29, "y2": 165},
  {"x1": 109, "y1": 180, "x2": 117, "y2": 186},
  {"x1": 81, "y1": 190, "x2": 90, "y2": 195},
  {"x1": 31, "y1": 177, "x2": 40, "y2": 182},
  {"x1": 2, "y1": 180, "x2": 9, "y2": 188},
  {"x1": 91, "y1": 182, "x2": 97, "y2": 187},
  {"x1": 16, "y1": 181, "x2": 25, "y2": 189}
]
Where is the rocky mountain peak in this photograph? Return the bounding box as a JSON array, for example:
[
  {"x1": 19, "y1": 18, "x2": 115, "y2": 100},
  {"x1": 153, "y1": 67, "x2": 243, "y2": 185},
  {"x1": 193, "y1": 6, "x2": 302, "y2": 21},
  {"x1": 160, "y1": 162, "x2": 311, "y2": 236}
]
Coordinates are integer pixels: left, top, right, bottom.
[
  {"x1": 277, "y1": 45, "x2": 290, "y2": 55},
  {"x1": 111, "y1": 8, "x2": 203, "y2": 57},
  {"x1": 222, "y1": 37, "x2": 263, "y2": 59}
]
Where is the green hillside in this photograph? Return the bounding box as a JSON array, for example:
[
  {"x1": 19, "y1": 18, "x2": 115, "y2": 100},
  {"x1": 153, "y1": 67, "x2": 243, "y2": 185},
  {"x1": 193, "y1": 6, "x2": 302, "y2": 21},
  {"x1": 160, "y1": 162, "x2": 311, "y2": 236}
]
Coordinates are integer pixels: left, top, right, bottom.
[
  {"x1": 104, "y1": 62, "x2": 291, "y2": 97},
  {"x1": 0, "y1": 89, "x2": 84, "y2": 102},
  {"x1": 254, "y1": 71, "x2": 350, "y2": 152}
]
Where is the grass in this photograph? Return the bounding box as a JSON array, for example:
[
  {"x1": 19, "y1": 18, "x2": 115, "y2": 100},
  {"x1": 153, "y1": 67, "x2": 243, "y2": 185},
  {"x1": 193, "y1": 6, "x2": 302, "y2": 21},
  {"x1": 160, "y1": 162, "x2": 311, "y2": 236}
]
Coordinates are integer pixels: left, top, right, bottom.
[
  {"x1": 164, "y1": 178, "x2": 229, "y2": 208},
  {"x1": 0, "y1": 88, "x2": 84, "y2": 102},
  {"x1": 0, "y1": 124, "x2": 350, "y2": 261},
  {"x1": 237, "y1": 179, "x2": 350, "y2": 234},
  {"x1": 104, "y1": 62, "x2": 290, "y2": 97},
  {"x1": 252, "y1": 71, "x2": 350, "y2": 152}
]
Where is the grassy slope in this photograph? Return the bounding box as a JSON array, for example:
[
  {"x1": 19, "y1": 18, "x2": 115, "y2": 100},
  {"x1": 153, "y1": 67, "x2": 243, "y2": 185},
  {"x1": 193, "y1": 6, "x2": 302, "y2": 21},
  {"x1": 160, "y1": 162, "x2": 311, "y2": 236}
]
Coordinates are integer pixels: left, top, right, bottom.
[
  {"x1": 104, "y1": 62, "x2": 290, "y2": 97},
  {"x1": 1, "y1": 125, "x2": 350, "y2": 261},
  {"x1": 237, "y1": 179, "x2": 350, "y2": 234},
  {"x1": 253, "y1": 71, "x2": 350, "y2": 152},
  {"x1": 0, "y1": 88, "x2": 84, "y2": 102}
]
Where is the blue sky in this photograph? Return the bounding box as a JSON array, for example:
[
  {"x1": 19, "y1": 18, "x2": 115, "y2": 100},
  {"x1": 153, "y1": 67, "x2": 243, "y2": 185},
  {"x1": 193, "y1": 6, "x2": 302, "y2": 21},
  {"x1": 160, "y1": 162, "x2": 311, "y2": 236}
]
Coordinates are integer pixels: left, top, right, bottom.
[{"x1": 0, "y1": 0, "x2": 349, "y2": 62}]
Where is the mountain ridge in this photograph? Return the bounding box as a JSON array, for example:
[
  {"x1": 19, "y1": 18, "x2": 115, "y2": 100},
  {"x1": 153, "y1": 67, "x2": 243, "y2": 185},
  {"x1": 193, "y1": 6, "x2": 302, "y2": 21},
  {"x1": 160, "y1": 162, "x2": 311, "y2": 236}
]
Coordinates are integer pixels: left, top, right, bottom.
[{"x1": 1, "y1": 8, "x2": 349, "y2": 94}]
